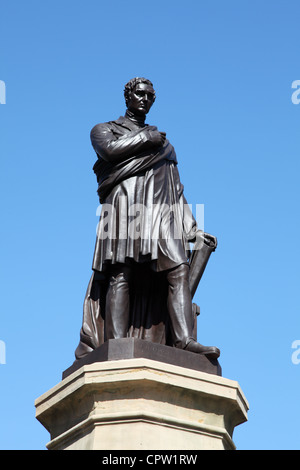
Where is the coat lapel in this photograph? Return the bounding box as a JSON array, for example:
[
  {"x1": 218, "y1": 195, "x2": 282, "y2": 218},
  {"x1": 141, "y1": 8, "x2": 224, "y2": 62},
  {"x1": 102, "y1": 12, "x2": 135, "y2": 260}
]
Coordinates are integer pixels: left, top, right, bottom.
[{"x1": 113, "y1": 115, "x2": 147, "y2": 132}]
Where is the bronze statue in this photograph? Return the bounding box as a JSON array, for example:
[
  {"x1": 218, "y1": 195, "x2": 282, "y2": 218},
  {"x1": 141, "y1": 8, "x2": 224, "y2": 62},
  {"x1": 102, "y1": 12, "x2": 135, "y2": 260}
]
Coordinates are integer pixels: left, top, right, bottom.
[{"x1": 74, "y1": 78, "x2": 220, "y2": 361}]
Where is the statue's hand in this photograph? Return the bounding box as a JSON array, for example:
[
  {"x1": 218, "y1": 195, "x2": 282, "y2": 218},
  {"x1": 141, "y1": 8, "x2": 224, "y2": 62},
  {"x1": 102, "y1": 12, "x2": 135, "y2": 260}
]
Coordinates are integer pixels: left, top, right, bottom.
[
  {"x1": 203, "y1": 232, "x2": 218, "y2": 248},
  {"x1": 159, "y1": 131, "x2": 166, "y2": 145},
  {"x1": 189, "y1": 230, "x2": 218, "y2": 249},
  {"x1": 144, "y1": 129, "x2": 166, "y2": 147}
]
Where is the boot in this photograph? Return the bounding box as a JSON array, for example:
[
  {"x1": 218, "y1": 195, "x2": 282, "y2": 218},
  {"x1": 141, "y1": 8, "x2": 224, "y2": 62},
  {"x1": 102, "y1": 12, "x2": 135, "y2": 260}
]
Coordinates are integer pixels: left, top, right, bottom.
[{"x1": 184, "y1": 339, "x2": 220, "y2": 359}]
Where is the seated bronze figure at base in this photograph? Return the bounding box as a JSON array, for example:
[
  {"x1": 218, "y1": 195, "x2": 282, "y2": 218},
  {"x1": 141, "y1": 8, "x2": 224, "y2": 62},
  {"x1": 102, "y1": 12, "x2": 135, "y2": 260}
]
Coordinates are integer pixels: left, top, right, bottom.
[{"x1": 74, "y1": 78, "x2": 220, "y2": 361}]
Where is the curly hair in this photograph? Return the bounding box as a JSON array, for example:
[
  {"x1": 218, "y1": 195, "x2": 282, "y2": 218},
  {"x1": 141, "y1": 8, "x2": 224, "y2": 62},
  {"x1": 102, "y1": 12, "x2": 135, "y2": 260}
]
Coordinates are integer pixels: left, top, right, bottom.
[{"x1": 124, "y1": 77, "x2": 156, "y2": 106}]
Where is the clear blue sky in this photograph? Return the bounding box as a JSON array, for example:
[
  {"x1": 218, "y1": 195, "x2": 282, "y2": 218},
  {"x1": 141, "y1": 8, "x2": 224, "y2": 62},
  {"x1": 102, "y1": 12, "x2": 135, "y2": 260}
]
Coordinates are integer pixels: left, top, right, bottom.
[{"x1": 0, "y1": 0, "x2": 299, "y2": 450}]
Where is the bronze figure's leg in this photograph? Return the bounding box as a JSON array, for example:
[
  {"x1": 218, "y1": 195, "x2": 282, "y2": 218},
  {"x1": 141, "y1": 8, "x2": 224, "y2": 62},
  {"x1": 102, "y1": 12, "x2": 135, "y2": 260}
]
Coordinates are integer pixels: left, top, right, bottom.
[
  {"x1": 105, "y1": 263, "x2": 131, "y2": 340},
  {"x1": 166, "y1": 263, "x2": 220, "y2": 359},
  {"x1": 166, "y1": 263, "x2": 194, "y2": 349}
]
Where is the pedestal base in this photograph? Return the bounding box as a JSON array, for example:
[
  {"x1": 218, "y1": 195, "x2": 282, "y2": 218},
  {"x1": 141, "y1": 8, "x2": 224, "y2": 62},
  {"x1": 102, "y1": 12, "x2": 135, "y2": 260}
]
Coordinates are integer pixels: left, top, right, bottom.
[
  {"x1": 35, "y1": 348, "x2": 248, "y2": 450},
  {"x1": 62, "y1": 338, "x2": 222, "y2": 379}
]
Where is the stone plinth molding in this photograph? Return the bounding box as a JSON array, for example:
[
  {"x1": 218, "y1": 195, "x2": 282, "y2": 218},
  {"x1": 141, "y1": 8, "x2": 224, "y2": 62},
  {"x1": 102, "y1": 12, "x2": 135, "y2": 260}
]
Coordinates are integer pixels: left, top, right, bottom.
[{"x1": 35, "y1": 357, "x2": 248, "y2": 450}]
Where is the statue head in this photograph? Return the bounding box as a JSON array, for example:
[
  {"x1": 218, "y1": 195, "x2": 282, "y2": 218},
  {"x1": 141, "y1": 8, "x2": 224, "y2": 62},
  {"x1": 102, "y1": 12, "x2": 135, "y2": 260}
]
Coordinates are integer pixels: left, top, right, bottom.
[{"x1": 124, "y1": 77, "x2": 156, "y2": 116}]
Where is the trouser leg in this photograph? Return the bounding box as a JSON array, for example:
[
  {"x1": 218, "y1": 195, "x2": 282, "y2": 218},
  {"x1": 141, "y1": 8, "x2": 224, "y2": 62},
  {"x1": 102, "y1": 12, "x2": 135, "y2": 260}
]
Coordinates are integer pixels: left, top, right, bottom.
[
  {"x1": 166, "y1": 263, "x2": 220, "y2": 358},
  {"x1": 105, "y1": 263, "x2": 131, "y2": 340},
  {"x1": 166, "y1": 263, "x2": 195, "y2": 349}
]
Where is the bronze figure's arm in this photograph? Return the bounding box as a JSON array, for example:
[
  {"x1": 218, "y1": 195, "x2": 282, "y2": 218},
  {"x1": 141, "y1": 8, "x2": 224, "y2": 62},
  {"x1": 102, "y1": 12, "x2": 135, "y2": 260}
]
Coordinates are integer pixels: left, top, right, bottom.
[{"x1": 90, "y1": 124, "x2": 164, "y2": 164}]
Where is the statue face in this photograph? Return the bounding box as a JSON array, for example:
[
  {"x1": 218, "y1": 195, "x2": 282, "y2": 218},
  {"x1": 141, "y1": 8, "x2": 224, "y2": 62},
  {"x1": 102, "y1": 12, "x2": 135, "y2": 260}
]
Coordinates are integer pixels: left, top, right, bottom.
[{"x1": 127, "y1": 82, "x2": 155, "y2": 116}]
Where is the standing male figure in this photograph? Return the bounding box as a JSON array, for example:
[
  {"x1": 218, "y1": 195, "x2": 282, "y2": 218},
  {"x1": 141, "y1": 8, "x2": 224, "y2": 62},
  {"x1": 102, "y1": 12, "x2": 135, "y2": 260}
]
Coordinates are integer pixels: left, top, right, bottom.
[{"x1": 75, "y1": 78, "x2": 220, "y2": 360}]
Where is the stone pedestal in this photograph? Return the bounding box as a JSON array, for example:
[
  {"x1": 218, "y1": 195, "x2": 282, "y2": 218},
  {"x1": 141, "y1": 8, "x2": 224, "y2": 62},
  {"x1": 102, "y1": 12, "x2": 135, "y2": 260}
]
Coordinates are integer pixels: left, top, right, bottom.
[{"x1": 35, "y1": 340, "x2": 248, "y2": 450}]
